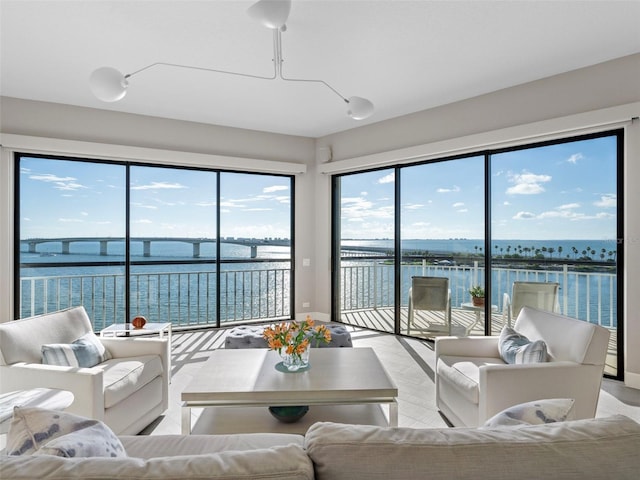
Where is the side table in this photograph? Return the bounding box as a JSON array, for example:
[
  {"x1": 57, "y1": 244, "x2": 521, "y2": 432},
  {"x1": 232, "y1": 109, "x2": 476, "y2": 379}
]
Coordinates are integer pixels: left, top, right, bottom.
[
  {"x1": 460, "y1": 302, "x2": 498, "y2": 335},
  {"x1": 0, "y1": 388, "x2": 75, "y2": 434}
]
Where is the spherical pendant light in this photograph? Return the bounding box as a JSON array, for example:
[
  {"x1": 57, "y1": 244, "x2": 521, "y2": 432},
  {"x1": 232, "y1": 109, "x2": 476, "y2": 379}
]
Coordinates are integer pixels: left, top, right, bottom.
[
  {"x1": 346, "y1": 96, "x2": 375, "y2": 120},
  {"x1": 89, "y1": 67, "x2": 128, "y2": 102}
]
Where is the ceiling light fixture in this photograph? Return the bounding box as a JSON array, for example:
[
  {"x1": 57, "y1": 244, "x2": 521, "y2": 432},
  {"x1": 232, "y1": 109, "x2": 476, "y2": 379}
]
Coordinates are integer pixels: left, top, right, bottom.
[{"x1": 89, "y1": 0, "x2": 374, "y2": 121}]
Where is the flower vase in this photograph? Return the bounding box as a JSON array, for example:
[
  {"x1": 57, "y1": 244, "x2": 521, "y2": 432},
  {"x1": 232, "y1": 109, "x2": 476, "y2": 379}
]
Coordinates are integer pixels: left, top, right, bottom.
[{"x1": 280, "y1": 348, "x2": 310, "y2": 372}]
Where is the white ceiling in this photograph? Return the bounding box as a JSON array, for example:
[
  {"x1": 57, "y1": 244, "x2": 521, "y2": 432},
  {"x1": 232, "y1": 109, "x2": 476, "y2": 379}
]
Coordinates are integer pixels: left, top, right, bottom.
[{"x1": 1, "y1": 0, "x2": 640, "y2": 138}]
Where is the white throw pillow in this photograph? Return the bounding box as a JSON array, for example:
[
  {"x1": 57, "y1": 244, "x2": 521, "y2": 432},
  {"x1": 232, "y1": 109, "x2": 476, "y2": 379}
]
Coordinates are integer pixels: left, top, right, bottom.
[
  {"x1": 42, "y1": 332, "x2": 112, "y2": 368},
  {"x1": 482, "y1": 398, "x2": 576, "y2": 428},
  {"x1": 499, "y1": 326, "x2": 547, "y2": 364},
  {"x1": 6, "y1": 406, "x2": 125, "y2": 458}
]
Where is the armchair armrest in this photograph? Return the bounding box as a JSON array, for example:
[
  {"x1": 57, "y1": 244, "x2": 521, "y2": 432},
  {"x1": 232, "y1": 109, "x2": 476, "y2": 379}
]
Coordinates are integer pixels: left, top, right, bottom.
[
  {"x1": 435, "y1": 336, "x2": 500, "y2": 359},
  {"x1": 100, "y1": 337, "x2": 168, "y2": 359},
  {"x1": 0, "y1": 363, "x2": 104, "y2": 420}
]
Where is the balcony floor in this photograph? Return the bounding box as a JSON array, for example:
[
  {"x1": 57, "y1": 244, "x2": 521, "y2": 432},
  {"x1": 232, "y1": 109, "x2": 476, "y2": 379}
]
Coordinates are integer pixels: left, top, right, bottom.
[{"x1": 341, "y1": 306, "x2": 619, "y2": 378}]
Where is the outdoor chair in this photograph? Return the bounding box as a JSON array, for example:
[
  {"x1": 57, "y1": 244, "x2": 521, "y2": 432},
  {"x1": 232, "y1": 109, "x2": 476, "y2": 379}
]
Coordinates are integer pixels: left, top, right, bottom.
[
  {"x1": 503, "y1": 281, "x2": 560, "y2": 327},
  {"x1": 407, "y1": 276, "x2": 451, "y2": 335}
]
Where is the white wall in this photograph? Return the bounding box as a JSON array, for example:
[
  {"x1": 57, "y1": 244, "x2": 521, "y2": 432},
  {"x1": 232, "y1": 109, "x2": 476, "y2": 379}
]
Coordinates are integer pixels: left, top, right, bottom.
[{"x1": 1, "y1": 53, "x2": 639, "y2": 386}]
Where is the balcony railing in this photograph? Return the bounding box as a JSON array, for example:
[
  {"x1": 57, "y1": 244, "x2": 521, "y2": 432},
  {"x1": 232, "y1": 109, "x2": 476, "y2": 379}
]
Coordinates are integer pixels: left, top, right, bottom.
[
  {"x1": 19, "y1": 260, "x2": 617, "y2": 333},
  {"x1": 20, "y1": 266, "x2": 291, "y2": 331},
  {"x1": 340, "y1": 260, "x2": 617, "y2": 329}
]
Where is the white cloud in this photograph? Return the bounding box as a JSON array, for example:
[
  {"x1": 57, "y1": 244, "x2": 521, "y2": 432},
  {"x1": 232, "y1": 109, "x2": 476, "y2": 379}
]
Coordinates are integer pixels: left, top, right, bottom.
[
  {"x1": 513, "y1": 211, "x2": 536, "y2": 219},
  {"x1": 131, "y1": 182, "x2": 187, "y2": 190},
  {"x1": 59, "y1": 218, "x2": 83, "y2": 223},
  {"x1": 594, "y1": 194, "x2": 616, "y2": 208},
  {"x1": 263, "y1": 185, "x2": 288, "y2": 193},
  {"x1": 567, "y1": 153, "x2": 584, "y2": 164},
  {"x1": 453, "y1": 202, "x2": 465, "y2": 208},
  {"x1": 557, "y1": 203, "x2": 580, "y2": 210},
  {"x1": 378, "y1": 172, "x2": 395, "y2": 184},
  {"x1": 437, "y1": 185, "x2": 460, "y2": 193},
  {"x1": 403, "y1": 203, "x2": 424, "y2": 210},
  {"x1": 30, "y1": 173, "x2": 87, "y2": 191},
  {"x1": 135, "y1": 219, "x2": 152, "y2": 224},
  {"x1": 506, "y1": 171, "x2": 551, "y2": 195},
  {"x1": 457, "y1": 208, "x2": 468, "y2": 213}
]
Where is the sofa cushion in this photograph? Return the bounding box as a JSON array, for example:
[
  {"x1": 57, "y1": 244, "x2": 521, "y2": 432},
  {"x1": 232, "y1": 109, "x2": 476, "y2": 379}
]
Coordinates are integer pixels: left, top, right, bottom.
[
  {"x1": 6, "y1": 406, "x2": 124, "y2": 458},
  {"x1": 120, "y1": 433, "x2": 305, "y2": 459},
  {"x1": 42, "y1": 332, "x2": 112, "y2": 368},
  {"x1": 0, "y1": 444, "x2": 314, "y2": 480},
  {"x1": 436, "y1": 355, "x2": 504, "y2": 404},
  {"x1": 499, "y1": 326, "x2": 548, "y2": 364},
  {"x1": 482, "y1": 398, "x2": 576, "y2": 428},
  {"x1": 304, "y1": 416, "x2": 640, "y2": 480},
  {"x1": 99, "y1": 355, "x2": 163, "y2": 409}
]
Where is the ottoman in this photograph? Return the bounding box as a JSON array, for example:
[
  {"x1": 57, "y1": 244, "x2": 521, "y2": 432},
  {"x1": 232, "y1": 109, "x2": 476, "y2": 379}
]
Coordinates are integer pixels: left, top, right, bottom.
[{"x1": 225, "y1": 323, "x2": 352, "y2": 349}]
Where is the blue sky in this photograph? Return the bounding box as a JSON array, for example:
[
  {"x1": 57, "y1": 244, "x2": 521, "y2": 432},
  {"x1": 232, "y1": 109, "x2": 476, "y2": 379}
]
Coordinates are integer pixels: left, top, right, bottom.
[
  {"x1": 20, "y1": 159, "x2": 292, "y2": 239},
  {"x1": 20, "y1": 134, "x2": 617, "y2": 242},
  {"x1": 340, "y1": 135, "x2": 618, "y2": 241}
]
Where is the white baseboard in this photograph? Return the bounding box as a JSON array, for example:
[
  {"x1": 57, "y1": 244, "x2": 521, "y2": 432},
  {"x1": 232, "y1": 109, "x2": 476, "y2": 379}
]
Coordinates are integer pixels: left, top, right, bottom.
[{"x1": 624, "y1": 371, "x2": 640, "y2": 390}]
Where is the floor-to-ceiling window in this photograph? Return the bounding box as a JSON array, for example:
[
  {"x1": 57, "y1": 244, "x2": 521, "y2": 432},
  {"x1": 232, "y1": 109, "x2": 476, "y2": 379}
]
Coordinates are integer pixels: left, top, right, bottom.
[
  {"x1": 15, "y1": 154, "x2": 294, "y2": 330},
  {"x1": 333, "y1": 168, "x2": 396, "y2": 334},
  {"x1": 490, "y1": 133, "x2": 621, "y2": 376},
  {"x1": 332, "y1": 130, "x2": 622, "y2": 378}
]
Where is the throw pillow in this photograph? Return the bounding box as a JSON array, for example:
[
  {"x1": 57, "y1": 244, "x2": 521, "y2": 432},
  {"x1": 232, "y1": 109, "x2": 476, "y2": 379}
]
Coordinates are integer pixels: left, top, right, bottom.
[
  {"x1": 6, "y1": 406, "x2": 126, "y2": 458},
  {"x1": 499, "y1": 326, "x2": 547, "y2": 364},
  {"x1": 482, "y1": 398, "x2": 576, "y2": 428},
  {"x1": 42, "y1": 332, "x2": 112, "y2": 368}
]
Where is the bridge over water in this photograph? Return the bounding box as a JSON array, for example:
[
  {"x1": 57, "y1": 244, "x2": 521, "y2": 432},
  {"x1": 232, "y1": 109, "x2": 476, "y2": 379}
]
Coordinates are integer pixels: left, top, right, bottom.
[{"x1": 21, "y1": 237, "x2": 290, "y2": 259}]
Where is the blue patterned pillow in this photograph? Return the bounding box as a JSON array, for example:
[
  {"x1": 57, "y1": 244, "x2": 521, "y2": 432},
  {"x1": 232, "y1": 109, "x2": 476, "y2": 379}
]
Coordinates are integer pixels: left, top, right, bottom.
[
  {"x1": 42, "y1": 332, "x2": 112, "y2": 368},
  {"x1": 7, "y1": 406, "x2": 125, "y2": 458},
  {"x1": 499, "y1": 326, "x2": 547, "y2": 364},
  {"x1": 482, "y1": 398, "x2": 576, "y2": 428}
]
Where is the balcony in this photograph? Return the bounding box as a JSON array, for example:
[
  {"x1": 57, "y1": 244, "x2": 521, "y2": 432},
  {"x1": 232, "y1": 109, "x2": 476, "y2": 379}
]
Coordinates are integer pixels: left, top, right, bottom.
[{"x1": 19, "y1": 257, "x2": 618, "y2": 376}]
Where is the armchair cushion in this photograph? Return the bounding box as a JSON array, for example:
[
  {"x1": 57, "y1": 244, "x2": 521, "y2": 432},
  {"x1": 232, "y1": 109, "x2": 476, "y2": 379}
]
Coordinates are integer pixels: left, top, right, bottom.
[
  {"x1": 41, "y1": 332, "x2": 112, "y2": 368},
  {"x1": 499, "y1": 326, "x2": 547, "y2": 364},
  {"x1": 482, "y1": 398, "x2": 575, "y2": 428},
  {"x1": 100, "y1": 355, "x2": 164, "y2": 409},
  {"x1": 6, "y1": 406, "x2": 125, "y2": 458}
]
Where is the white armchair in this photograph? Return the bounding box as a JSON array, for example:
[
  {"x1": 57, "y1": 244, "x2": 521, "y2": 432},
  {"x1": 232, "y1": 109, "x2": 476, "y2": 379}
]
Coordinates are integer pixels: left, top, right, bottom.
[
  {"x1": 0, "y1": 306, "x2": 169, "y2": 435},
  {"x1": 435, "y1": 306, "x2": 610, "y2": 427}
]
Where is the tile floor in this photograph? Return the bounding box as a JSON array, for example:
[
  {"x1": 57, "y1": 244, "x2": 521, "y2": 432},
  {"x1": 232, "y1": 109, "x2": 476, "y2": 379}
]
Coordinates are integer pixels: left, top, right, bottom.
[{"x1": 141, "y1": 324, "x2": 640, "y2": 435}]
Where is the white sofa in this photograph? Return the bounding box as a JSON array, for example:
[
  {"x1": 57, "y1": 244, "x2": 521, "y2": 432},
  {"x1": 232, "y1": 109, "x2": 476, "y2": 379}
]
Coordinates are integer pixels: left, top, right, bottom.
[
  {"x1": 435, "y1": 306, "x2": 611, "y2": 427},
  {"x1": 0, "y1": 307, "x2": 169, "y2": 435},
  {"x1": 2, "y1": 415, "x2": 639, "y2": 479}
]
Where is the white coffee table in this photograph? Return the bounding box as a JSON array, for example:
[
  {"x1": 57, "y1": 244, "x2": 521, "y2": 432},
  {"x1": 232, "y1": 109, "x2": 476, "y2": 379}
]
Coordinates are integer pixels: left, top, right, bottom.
[{"x1": 181, "y1": 347, "x2": 398, "y2": 435}]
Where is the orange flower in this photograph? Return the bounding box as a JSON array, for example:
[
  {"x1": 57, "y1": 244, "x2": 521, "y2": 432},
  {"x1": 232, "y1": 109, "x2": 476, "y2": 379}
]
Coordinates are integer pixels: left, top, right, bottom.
[{"x1": 262, "y1": 317, "x2": 332, "y2": 361}]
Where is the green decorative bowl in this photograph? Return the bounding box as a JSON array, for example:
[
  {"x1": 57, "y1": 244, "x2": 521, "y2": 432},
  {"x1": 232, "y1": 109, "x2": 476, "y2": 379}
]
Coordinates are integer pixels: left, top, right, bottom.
[{"x1": 268, "y1": 405, "x2": 309, "y2": 423}]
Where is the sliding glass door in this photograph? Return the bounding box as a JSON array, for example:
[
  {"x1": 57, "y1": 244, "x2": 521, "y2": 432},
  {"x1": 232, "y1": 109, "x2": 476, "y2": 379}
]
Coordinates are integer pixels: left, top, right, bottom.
[
  {"x1": 334, "y1": 168, "x2": 396, "y2": 333},
  {"x1": 400, "y1": 156, "x2": 485, "y2": 338},
  {"x1": 490, "y1": 134, "x2": 621, "y2": 376},
  {"x1": 332, "y1": 130, "x2": 622, "y2": 378}
]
